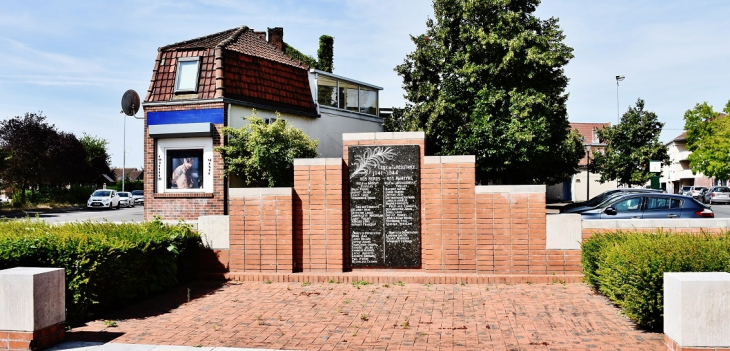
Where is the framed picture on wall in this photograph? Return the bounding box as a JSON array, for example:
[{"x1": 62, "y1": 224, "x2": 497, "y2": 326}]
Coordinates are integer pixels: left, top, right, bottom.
[{"x1": 167, "y1": 149, "x2": 204, "y2": 189}]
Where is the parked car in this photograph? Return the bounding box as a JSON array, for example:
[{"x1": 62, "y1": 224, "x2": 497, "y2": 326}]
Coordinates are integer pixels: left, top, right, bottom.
[
  {"x1": 686, "y1": 186, "x2": 707, "y2": 199},
  {"x1": 117, "y1": 191, "x2": 134, "y2": 208},
  {"x1": 701, "y1": 186, "x2": 730, "y2": 205},
  {"x1": 560, "y1": 188, "x2": 663, "y2": 213},
  {"x1": 680, "y1": 185, "x2": 692, "y2": 196},
  {"x1": 580, "y1": 193, "x2": 714, "y2": 219},
  {"x1": 131, "y1": 190, "x2": 144, "y2": 205},
  {"x1": 87, "y1": 190, "x2": 120, "y2": 210}
]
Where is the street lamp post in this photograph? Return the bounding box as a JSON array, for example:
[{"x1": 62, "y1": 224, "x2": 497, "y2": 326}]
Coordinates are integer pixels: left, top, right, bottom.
[
  {"x1": 615, "y1": 75, "x2": 625, "y2": 123},
  {"x1": 586, "y1": 145, "x2": 592, "y2": 201}
]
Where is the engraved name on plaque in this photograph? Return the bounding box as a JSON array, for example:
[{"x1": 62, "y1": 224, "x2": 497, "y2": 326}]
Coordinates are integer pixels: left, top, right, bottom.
[{"x1": 349, "y1": 145, "x2": 420, "y2": 267}]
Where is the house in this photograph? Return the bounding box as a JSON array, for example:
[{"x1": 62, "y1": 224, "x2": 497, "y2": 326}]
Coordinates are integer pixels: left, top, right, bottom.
[
  {"x1": 111, "y1": 168, "x2": 144, "y2": 182},
  {"x1": 142, "y1": 26, "x2": 384, "y2": 222},
  {"x1": 546, "y1": 122, "x2": 618, "y2": 202},
  {"x1": 660, "y1": 132, "x2": 716, "y2": 193}
]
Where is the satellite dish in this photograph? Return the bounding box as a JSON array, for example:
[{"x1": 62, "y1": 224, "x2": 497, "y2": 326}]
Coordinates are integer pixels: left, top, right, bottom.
[{"x1": 121, "y1": 89, "x2": 140, "y2": 117}]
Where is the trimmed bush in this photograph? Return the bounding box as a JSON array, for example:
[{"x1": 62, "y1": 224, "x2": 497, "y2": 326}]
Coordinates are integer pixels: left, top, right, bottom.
[
  {"x1": 582, "y1": 230, "x2": 730, "y2": 331},
  {"x1": 0, "y1": 218, "x2": 201, "y2": 325}
]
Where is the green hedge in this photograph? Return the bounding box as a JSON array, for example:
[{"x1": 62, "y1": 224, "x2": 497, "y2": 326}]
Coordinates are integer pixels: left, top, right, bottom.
[
  {"x1": 0, "y1": 218, "x2": 201, "y2": 325},
  {"x1": 581, "y1": 230, "x2": 730, "y2": 331}
]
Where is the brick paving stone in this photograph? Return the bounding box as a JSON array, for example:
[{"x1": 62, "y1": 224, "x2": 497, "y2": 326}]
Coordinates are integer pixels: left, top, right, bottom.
[{"x1": 68, "y1": 280, "x2": 664, "y2": 350}]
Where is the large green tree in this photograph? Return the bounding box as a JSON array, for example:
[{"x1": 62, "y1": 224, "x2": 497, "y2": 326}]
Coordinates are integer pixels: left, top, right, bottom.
[
  {"x1": 80, "y1": 133, "x2": 113, "y2": 184},
  {"x1": 393, "y1": 0, "x2": 584, "y2": 184},
  {"x1": 683, "y1": 100, "x2": 730, "y2": 180},
  {"x1": 216, "y1": 111, "x2": 318, "y2": 187},
  {"x1": 590, "y1": 98, "x2": 669, "y2": 186}
]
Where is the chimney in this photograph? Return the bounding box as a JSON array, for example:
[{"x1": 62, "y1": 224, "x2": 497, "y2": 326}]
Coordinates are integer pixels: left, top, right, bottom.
[
  {"x1": 267, "y1": 27, "x2": 283, "y2": 51},
  {"x1": 253, "y1": 31, "x2": 266, "y2": 40}
]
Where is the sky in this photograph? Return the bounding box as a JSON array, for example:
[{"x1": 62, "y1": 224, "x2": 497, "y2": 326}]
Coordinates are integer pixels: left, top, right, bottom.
[{"x1": 1, "y1": 0, "x2": 729, "y2": 169}]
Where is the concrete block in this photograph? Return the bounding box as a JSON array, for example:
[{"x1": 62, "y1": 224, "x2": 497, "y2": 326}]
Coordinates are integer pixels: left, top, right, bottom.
[
  {"x1": 198, "y1": 215, "x2": 230, "y2": 249},
  {"x1": 423, "y1": 156, "x2": 441, "y2": 164},
  {"x1": 664, "y1": 272, "x2": 730, "y2": 347},
  {"x1": 0, "y1": 267, "x2": 65, "y2": 331},
  {"x1": 293, "y1": 158, "x2": 326, "y2": 166},
  {"x1": 392, "y1": 131, "x2": 425, "y2": 140},
  {"x1": 546, "y1": 214, "x2": 582, "y2": 250},
  {"x1": 440, "y1": 155, "x2": 475, "y2": 164},
  {"x1": 228, "y1": 187, "x2": 292, "y2": 197}
]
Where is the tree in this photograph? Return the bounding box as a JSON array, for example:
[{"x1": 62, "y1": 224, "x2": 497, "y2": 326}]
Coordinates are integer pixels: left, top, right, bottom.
[
  {"x1": 283, "y1": 35, "x2": 334, "y2": 73},
  {"x1": 216, "y1": 111, "x2": 318, "y2": 187},
  {"x1": 590, "y1": 98, "x2": 669, "y2": 186},
  {"x1": 394, "y1": 0, "x2": 583, "y2": 184},
  {"x1": 80, "y1": 133, "x2": 113, "y2": 184},
  {"x1": 683, "y1": 100, "x2": 730, "y2": 180},
  {"x1": 0, "y1": 113, "x2": 59, "y2": 202}
]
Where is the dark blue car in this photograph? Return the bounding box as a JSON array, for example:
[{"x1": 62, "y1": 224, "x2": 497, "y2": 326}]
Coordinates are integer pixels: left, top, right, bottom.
[{"x1": 580, "y1": 193, "x2": 714, "y2": 219}]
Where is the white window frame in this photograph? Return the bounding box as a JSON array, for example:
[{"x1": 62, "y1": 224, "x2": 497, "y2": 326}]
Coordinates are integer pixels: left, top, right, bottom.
[
  {"x1": 156, "y1": 137, "x2": 214, "y2": 193},
  {"x1": 174, "y1": 57, "x2": 201, "y2": 93}
]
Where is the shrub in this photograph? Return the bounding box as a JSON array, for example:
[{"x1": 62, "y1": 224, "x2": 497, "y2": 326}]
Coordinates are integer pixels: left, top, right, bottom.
[
  {"x1": 216, "y1": 111, "x2": 318, "y2": 187},
  {"x1": 583, "y1": 230, "x2": 730, "y2": 331},
  {"x1": 0, "y1": 218, "x2": 201, "y2": 325}
]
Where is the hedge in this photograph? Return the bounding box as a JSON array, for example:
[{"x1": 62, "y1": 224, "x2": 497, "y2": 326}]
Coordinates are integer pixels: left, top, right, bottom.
[
  {"x1": 0, "y1": 218, "x2": 201, "y2": 325},
  {"x1": 581, "y1": 230, "x2": 730, "y2": 331}
]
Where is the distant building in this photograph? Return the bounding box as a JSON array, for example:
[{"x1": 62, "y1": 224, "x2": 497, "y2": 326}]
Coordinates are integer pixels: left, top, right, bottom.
[
  {"x1": 660, "y1": 132, "x2": 716, "y2": 194},
  {"x1": 110, "y1": 168, "x2": 144, "y2": 182},
  {"x1": 546, "y1": 122, "x2": 618, "y2": 202}
]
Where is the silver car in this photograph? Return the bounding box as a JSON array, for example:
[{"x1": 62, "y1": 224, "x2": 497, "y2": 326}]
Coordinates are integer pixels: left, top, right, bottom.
[
  {"x1": 117, "y1": 191, "x2": 135, "y2": 208},
  {"x1": 702, "y1": 186, "x2": 730, "y2": 205}
]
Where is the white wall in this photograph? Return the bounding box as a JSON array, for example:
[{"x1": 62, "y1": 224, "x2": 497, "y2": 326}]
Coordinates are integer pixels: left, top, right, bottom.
[
  {"x1": 228, "y1": 105, "x2": 383, "y2": 158},
  {"x1": 572, "y1": 171, "x2": 618, "y2": 202}
]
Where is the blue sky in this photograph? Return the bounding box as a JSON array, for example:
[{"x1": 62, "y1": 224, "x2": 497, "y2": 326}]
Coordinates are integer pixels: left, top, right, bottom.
[{"x1": 1, "y1": 1, "x2": 729, "y2": 169}]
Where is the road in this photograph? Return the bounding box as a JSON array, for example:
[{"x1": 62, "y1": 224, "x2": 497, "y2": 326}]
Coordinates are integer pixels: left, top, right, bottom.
[
  {"x1": 0, "y1": 205, "x2": 144, "y2": 224},
  {"x1": 708, "y1": 203, "x2": 730, "y2": 218},
  {"x1": 3, "y1": 202, "x2": 729, "y2": 224}
]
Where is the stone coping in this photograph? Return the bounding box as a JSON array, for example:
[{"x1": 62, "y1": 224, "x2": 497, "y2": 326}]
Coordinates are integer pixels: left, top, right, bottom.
[
  {"x1": 293, "y1": 158, "x2": 342, "y2": 166},
  {"x1": 424, "y1": 155, "x2": 475, "y2": 164},
  {"x1": 228, "y1": 188, "x2": 292, "y2": 197},
  {"x1": 342, "y1": 132, "x2": 425, "y2": 141},
  {"x1": 475, "y1": 185, "x2": 546, "y2": 194},
  {"x1": 582, "y1": 218, "x2": 730, "y2": 229}
]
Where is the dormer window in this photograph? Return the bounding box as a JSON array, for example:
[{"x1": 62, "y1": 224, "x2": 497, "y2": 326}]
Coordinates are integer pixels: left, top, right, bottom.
[{"x1": 175, "y1": 57, "x2": 201, "y2": 93}]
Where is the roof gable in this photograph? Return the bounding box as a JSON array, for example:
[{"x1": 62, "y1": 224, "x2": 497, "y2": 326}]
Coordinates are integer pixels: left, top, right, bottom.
[
  {"x1": 570, "y1": 122, "x2": 610, "y2": 144},
  {"x1": 145, "y1": 26, "x2": 316, "y2": 115}
]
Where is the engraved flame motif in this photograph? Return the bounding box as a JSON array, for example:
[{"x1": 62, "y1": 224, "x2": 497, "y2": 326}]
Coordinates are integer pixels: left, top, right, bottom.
[{"x1": 350, "y1": 147, "x2": 396, "y2": 179}]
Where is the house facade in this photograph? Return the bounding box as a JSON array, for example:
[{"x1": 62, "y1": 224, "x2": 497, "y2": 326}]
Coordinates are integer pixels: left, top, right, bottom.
[
  {"x1": 660, "y1": 132, "x2": 715, "y2": 194},
  {"x1": 546, "y1": 122, "x2": 618, "y2": 202},
  {"x1": 141, "y1": 26, "x2": 384, "y2": 222}
]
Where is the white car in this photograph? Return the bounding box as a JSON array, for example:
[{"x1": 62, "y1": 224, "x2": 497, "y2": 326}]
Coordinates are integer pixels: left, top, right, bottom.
[
  {"x1": 117, "y1": 191, "x2": 135, "y2": 208},
  {"x1": 131, "y1": 190, "x2": 144, "y2": 205},
  {"x1": 87, "y1": 190, "x2": 120, "y2": 209}
]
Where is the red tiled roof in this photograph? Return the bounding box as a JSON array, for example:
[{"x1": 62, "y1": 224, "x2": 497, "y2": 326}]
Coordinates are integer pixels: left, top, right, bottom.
[
  {"x1": 111, "y1": 168, "x2": 144, "y2": 181},
  {"x1": 145, "y1": 26, "x2": 316, "y2": 115},
  {"x1": 673, "y1": 131, "x2": 687, "y2": 141},
  {"x1": 569, "y1": 122, "x2": 610, "y2": 144}
]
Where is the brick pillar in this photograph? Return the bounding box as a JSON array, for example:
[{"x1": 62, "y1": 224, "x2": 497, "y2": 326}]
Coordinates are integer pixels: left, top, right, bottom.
[
  {"x1": 293, "y1": 158, "x2": 344, "y2": 272},
  {"x1": 0, "y1": 268, "x2": 65, "y2": 351},
  {"x1": 228, "y1": 188, "x2": 293, "y2": 272}
]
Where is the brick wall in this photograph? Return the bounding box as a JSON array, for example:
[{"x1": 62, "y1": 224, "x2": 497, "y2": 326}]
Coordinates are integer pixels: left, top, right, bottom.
[
  {"x1": 143, "y1": 102, "x2": 226, "y2": 221},
  {"x1": 0, "y1": 323, "x2": 65, "y2": 351},
  {"x1": 293, "y1": 158, "x2": 344, "y2": 272},
  {"x1": 228, "y1": 188, "x2": 292, "y2": 272},
  {"x1": 421, "y1": 156, "x2": 476, "y2": 272}
]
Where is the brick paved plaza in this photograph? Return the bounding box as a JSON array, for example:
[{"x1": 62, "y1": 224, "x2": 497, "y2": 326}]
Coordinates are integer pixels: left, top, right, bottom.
[{"x1": 68, "y1": 280, "x2": 664, "y2": 350}]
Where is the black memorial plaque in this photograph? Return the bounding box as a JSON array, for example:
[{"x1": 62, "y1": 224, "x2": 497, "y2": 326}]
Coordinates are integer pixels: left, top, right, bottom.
[{"x1": 349, "y1": 145, "x2": 420, "y2": 267}]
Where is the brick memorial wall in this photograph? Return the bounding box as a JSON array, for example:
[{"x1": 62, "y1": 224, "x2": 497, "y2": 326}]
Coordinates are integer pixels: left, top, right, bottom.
[{"x1": 221, "y1": 132, "x2": 581, "y2": 278}]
